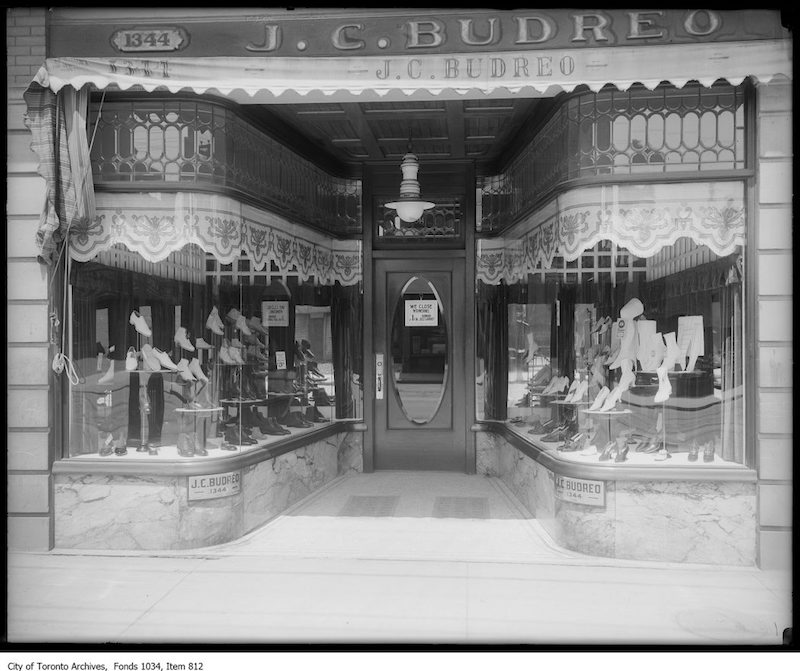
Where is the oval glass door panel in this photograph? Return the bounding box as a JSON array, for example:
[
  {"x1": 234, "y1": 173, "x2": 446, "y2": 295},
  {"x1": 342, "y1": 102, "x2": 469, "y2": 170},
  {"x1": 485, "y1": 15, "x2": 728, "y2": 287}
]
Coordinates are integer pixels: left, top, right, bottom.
[{"x1": 390, "y1": 276, "x2": 448, "y2": 424}]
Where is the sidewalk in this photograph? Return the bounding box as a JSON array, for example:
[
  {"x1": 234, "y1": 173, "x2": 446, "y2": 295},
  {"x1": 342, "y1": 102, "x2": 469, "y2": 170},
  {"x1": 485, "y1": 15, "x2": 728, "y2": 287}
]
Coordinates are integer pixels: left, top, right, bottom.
[{"x1": 6, "y1": 472, "x2": 793, "y2": 645}]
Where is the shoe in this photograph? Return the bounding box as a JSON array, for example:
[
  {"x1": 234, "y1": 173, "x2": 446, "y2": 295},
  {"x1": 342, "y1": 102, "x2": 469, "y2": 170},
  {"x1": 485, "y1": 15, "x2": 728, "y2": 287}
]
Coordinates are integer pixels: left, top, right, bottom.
[
  {"x1": 572, "y1": 380, "x2": 589, "y2": 402},
  {"x1": 174, "y1": 327, "x2": 195, "y2": 352},
  {"x1": 206, "y1": 307, "x2": 224, "y2": 336},
  {"x1": 152, "y1": 347, "x2": 179, "y2": 371},
  {"x1": 129, "y1": 310, "x2": 152, "y2": 337},
  {"x1": 235, "y1": 315, "x2": 252, "y2": 336},
  {"x1": 224, "y1": 426, "x2": 257, "y2": 446},
  {"x1": 301, "y1": 339, "x2": 316, "y2": 360},
  {"x1": 247, "y1": 316, "x2": 268, "y2": 335},
  {"x1": 559, "y1": 433, "x2": 584, "y2": 452},
  {"x1": 98, "y1": 432, "x2": 114, "y2": 457},
  {"x1": 598, "y1": 441, "x2": 616, "y2": 461},
  {"x1": 226, "y1": 308, "x2": 242, "y2": 324},
  {"x1": 264, "y1": 416, "x2": 291, "y2": 435},
  {"x1": 655, "y1": 447, "x2": 672, "y2": 461},
  {"x1": 563, "y1": 378, "x2": 580, "y2": 401},
  {"x1": 307, "y1": 365, "x2": 327, "y2": 380},
  {"x1": 195, "y1": 337, "x2": 214, "y2": 349},
  {"x1": 177, "y1": 433, "x2": 195, "y2": 457},
  {"x1": 312, "y1": 388, "x2": 333, "y2": 406},
  {"x1": 615, "y1": 443, "x2": 630, "y2": 463},
  {"x1": 541, "y1": 426, "x2": 568, "y2": 442},
  {"x1": 306, "y1": 405, "x2": 329, "y2": 423},
  {"x1": 688, "y1": 442, "x2": 699, "y2": 462},
  {"x1": 125, "y1": 347, "x2": 139, "y2": 371},
  {"x1": 176, "y1": 358, "x2": 196, "y2": 382},
  {"x1": 702, "y1": 442, "x2": 715, "y2": 463},
  {"x1": 188, "y1": 357, "x2": 209, "y2": 382},
  {"x1": 588, "y1": 386, "x2": 610, "y2": 411},
  {"x1": 640, "y1": 440, "x2": 662, "y2": 454},
  {"x1": 540, "y1": 377, "x2": 559, "y2": 395},
  {"x1": 528, "y1": 418, "x2": 557, "y2": 434},
  {"x1": 219, "y1": 344, "x2": 237, "y2": 365},
  {"x1": 280, "y1": 412, "x2": 313, "y2": 429},
  {"x1": 98, "y1": 359, "x2": 115, "y2": 384},
  {"x1": 141, "y1": 344, "x2": 162, "y2": 371},
  {"x1": 229, "y1": 346, "x2": 246, "y2": 365}
]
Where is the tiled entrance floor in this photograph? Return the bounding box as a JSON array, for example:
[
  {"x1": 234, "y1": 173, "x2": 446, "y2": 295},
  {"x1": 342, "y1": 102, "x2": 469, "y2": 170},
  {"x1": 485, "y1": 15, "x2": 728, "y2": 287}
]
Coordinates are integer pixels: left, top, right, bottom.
[{"x1": 202, "y1": 472, "x2": 580, "y2": 563}]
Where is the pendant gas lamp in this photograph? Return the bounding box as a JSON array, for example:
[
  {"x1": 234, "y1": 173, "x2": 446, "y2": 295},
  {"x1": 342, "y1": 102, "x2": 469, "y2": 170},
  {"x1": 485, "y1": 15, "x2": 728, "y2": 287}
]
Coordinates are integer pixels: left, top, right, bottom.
[{"x1": 385, "y1": 138, "x2": 435, "y2": 223}]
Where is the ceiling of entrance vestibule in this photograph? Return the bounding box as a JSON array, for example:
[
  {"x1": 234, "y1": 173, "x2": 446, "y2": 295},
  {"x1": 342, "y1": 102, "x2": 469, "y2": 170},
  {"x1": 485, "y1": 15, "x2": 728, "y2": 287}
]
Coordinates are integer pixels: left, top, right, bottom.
[{"x1": 257, "y1": 95, "x2": 546, "y2": 177}]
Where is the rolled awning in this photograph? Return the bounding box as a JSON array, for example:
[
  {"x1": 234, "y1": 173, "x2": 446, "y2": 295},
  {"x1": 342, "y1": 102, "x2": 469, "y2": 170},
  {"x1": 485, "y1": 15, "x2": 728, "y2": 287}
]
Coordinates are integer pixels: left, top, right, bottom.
[{"x1": 30, "y1": 39, "x2": 792, "y2": 102}]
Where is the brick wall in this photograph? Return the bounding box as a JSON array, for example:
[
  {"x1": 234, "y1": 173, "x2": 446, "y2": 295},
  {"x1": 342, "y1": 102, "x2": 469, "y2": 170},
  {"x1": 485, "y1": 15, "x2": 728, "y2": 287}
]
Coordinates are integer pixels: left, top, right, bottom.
[
  {"x1": 754, "y1": 76, "x2": 793, "y2": 569},
  {"x1": 7, "y1": 7, "x2": 53, "y2": 550}
]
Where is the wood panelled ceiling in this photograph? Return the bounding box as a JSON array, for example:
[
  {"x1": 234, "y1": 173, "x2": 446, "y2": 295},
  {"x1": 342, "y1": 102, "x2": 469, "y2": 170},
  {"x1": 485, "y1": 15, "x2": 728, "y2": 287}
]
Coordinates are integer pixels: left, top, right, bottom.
[{"x1": 254, "y1": 97, "x2": 549, "y2": 178}]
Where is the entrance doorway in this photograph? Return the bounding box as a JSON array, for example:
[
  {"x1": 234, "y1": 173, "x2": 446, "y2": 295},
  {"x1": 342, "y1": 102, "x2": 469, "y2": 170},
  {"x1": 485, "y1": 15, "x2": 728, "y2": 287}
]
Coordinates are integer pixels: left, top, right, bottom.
[{"x1": 373, "y1": 256, "x2": 467, "y2": 471}]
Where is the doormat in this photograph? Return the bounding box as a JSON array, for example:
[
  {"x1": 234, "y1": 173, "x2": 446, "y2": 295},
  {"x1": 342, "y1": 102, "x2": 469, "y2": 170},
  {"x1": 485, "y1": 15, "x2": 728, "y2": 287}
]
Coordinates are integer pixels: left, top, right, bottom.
[
  {"x1": 432, "y1": 496, "x2": 490, "y2": 519},
  {"x1": 339, "y1": 495, "x2": 399, "y2": 517}
]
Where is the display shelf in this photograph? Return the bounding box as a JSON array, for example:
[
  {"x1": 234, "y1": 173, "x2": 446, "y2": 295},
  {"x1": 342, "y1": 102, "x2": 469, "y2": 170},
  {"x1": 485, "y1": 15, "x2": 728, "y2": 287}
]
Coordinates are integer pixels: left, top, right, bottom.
[
  {"x1": 220, "y1": 397, "x2": 269, "y2": 405},
  {"x1": 175, "y1": 406, "x2": 223, "y2": 414}
]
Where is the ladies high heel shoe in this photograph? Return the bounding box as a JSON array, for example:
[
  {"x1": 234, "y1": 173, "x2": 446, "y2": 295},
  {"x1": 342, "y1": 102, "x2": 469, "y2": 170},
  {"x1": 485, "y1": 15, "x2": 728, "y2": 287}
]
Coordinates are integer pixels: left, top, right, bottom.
[
  {"x1": 528, "y1": 418, "x2": 557, "y2": 434},
  {"x1": 615, "y1": 443, "x2": 630, "y2": 463},
  {"x1": 541, "y1": 425, "x2": 568, "y2": 442},
  {"x1": 559, "y1": 433, "x2": 584, "y2": 452},
  {"x1": 598, "y1": 441, "x2": 616, "y2": 461}
]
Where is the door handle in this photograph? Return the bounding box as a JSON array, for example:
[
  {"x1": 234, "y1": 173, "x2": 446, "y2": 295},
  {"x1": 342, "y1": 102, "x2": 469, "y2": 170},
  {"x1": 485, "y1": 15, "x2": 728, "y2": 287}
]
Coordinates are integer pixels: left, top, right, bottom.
[{"x1": 375, "y1": 353, "x2": 384, "y2": 400}]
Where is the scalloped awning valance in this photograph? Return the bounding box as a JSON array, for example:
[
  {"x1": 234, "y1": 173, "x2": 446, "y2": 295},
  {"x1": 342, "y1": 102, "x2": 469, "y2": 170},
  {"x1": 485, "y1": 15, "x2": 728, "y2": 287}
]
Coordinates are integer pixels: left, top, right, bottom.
[
  {"x1": 30, "y1": 38, "x2": 791, "y2": 102},
  {"x1": 70, "y1": 191, "x2": 362, "y2": 285},
  {"x1": 476, "y1": 181, "x2": 745, "y2": 285}
]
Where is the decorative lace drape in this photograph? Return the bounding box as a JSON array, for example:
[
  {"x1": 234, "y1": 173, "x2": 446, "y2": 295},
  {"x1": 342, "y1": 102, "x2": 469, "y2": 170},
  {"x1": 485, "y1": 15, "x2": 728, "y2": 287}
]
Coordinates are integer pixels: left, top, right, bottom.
[
  {"x1": 69, "y1": 191, "x2": 362, "y2": 286},
  {"x1": 476, "y1": 181, "x2": 746, "y2": 285}
]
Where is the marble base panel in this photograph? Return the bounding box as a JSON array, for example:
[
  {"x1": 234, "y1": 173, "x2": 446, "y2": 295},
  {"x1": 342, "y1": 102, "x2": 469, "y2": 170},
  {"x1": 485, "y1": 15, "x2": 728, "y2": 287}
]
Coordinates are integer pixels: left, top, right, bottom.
[
  {"x1": 476, "y1": 432, "x2": 756, "y2": 566},
  {"x1": 54, "y1": 432, "x2": 363, "y2": 551}
]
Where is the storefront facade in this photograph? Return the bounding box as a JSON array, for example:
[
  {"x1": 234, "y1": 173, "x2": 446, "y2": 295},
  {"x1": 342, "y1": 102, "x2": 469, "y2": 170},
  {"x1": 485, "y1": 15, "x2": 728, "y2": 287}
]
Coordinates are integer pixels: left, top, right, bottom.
[{"x1": 6, "y1": 8, "x2": 792, "y2": 567}]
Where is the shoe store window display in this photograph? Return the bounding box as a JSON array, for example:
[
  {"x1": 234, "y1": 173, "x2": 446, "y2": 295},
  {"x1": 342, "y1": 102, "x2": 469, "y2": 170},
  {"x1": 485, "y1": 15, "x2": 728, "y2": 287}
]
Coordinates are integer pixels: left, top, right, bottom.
[
  {"x1": 493, "y1": 242, "x2": 747, "y2": 467},
  {"x1": 65, "y1": 256, "x2": 350, "y2": 460}
]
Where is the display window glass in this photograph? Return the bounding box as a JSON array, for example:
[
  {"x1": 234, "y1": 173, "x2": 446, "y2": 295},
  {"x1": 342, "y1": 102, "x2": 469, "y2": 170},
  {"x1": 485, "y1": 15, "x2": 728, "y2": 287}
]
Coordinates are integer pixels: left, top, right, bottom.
[
  {"x1": 67, "y1": 245, "x2": 362, "y2": 459},
  {"x1": 476, "y1": 236, "x2": 746, "y2": 467}
]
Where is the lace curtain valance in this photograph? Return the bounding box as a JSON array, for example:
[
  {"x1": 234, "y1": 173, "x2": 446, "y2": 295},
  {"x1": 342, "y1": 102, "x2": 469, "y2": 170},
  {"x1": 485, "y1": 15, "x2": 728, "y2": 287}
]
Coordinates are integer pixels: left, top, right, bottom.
[
  {"x1": 69, "y1": 191, "x2": 362, "y2": 286},
  {"x1": 476, "y1": 181, "x2": 745, "y2": 285}
]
